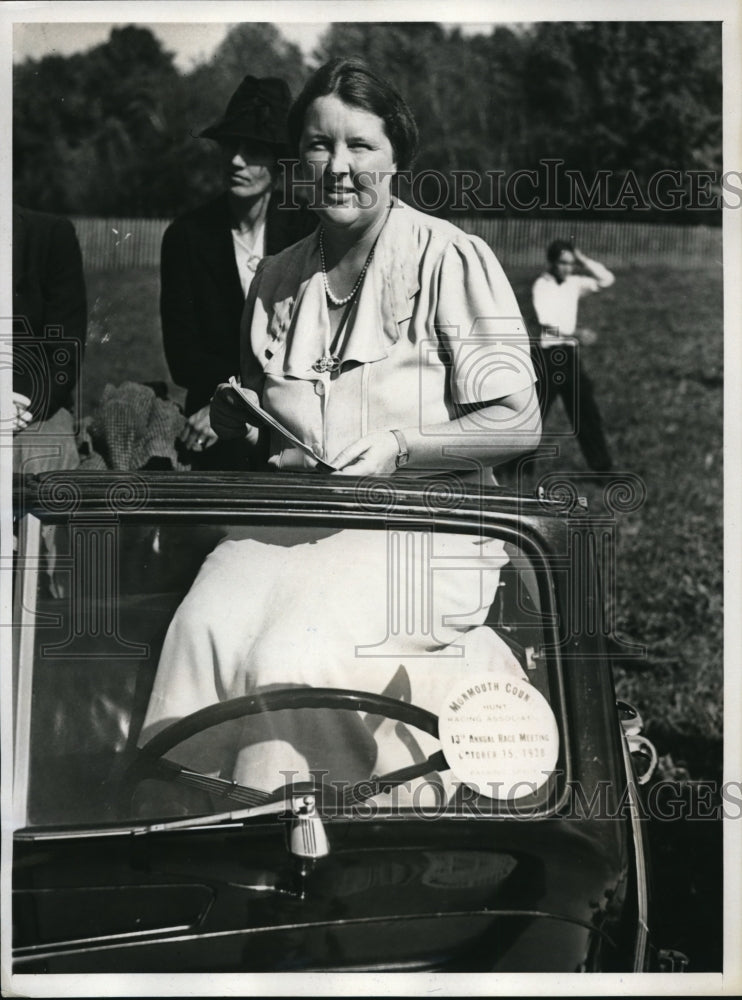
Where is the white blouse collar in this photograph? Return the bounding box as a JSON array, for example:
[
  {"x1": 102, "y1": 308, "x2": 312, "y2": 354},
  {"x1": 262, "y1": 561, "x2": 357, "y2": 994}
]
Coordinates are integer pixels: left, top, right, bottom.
[{"x1": 270, "y1": 200, "x2": 420, "y2": 381}]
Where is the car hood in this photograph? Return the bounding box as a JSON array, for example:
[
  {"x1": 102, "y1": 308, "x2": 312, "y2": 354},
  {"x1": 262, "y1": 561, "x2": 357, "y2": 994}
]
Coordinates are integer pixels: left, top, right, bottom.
[{"x1": 14, "y1": 815, "x2": 632, "y2": 973}]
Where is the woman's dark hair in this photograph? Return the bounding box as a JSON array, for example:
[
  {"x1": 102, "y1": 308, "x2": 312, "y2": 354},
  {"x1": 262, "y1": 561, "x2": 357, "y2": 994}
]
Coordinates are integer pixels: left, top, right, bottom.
[
  {"x1": 547, "y1": 239, "x2": 575, "y2": 263},
  {"x1": 287, "y1": 58, "x2": 419, "y2": 171}
]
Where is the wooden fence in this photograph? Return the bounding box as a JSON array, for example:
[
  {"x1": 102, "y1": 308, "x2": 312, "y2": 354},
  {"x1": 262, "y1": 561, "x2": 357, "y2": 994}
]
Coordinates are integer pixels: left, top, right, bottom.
[{"x1": 71, "y1": 215, "x2": 722, "y2": 273}]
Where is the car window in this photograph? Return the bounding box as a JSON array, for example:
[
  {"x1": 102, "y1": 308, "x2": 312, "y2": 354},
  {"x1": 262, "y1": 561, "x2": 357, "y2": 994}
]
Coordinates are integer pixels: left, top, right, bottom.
[{"x1": 14, "y1": 516, "x2": 564, "y2": 831}]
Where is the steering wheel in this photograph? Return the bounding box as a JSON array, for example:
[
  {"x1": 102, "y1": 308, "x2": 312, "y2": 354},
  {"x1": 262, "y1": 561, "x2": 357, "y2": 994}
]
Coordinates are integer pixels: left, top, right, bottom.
[{"x1": 119, "y1": 687, "x2": 448, "y2": 814}]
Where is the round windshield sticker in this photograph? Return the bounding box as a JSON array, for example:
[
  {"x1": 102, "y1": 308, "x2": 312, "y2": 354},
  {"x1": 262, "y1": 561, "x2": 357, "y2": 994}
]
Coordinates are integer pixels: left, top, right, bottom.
[{"x1": 438, "y1": 675, "x2": 559, "y2": 800}]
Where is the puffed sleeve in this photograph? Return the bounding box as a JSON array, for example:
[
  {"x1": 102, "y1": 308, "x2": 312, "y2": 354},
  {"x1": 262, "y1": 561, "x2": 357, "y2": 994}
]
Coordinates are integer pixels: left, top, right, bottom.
[{"x1": 435, "y1": 235, "x2": 536, "y2": 406}]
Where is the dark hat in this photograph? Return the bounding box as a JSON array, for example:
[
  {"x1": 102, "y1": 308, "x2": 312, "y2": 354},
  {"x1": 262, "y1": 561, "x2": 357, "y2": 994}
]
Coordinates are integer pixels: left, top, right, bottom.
[{"x1": 199, "y1": 75, "x2": 292, "y2": 148}]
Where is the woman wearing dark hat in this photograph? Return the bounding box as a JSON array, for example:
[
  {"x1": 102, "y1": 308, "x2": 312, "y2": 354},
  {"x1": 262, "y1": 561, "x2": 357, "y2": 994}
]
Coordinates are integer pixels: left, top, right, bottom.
[{"x1": 161, "y1": 75, "x2": 314, "y2": 469}]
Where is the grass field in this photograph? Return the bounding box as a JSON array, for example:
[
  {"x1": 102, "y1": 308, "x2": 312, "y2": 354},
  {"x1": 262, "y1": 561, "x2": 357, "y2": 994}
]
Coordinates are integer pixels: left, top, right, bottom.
[
  {"x1": 84, "y1": 268, "x2": 179, "y2": 414},
  {"x1": 508, "y1": 265, "x2": 724, "y2": 781},
  {"x1": 83, "y1": 263, "x2": 724, "y2": 778}
]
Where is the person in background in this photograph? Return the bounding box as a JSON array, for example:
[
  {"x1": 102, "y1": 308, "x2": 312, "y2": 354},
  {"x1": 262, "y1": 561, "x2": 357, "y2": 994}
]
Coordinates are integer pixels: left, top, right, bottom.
[
  {"x1": 12, "y1": 203, "x2": 87, "y2": 473},
  {"x1": 160, "y1": 75, "x2": 314, "y2": 470},
  {"x1": 531, "y1": 239, "x2": 614, "y2": 472}
]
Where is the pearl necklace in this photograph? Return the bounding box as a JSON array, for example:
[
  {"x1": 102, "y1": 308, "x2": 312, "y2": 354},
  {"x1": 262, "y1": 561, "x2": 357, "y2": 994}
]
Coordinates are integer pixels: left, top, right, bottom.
[
  {"x1": 319, "y1": 228, "x2": 376, "y2": 307},
  {"x1": 314, "y1": 214, "x2": 391, "y2": 374}
]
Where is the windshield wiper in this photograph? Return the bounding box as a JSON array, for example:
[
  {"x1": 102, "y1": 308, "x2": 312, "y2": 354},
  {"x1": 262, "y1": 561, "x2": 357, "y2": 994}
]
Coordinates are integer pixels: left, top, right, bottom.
[
  {"x1": 134, "y1": 792, "x2": 332, "y2": 859},
  {"x1": 12, "y1": 798, "x2": 292, "y2": 842},
  {"x1": 131, "y1": 796, "x2": 295, "y2": 836}
]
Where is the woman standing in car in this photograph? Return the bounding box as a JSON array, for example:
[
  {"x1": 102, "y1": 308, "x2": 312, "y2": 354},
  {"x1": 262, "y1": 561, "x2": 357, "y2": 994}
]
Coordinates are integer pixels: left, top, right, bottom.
[{"x1": 142, "y1": 59, "x2": 541, "y2": 795}]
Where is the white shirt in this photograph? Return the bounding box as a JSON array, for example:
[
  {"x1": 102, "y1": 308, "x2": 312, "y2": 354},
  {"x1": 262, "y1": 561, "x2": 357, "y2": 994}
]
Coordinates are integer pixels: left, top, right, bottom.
[
  {"x1": 231, "y1": 220, "x2": 266, "y2": 298},
  {"x1": 532, "y1": 261, "x2": 614, "y2": 344}
]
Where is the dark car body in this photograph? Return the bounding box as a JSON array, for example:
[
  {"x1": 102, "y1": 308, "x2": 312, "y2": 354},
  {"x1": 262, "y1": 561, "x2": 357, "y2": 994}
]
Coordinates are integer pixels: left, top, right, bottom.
[{"x1": 10, "y1": 471, "x2": 652, "y2": 975}]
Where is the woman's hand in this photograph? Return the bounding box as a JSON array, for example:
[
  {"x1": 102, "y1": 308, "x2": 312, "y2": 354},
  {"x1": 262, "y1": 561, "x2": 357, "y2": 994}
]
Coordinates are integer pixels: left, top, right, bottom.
[
  {"x1": 209, "y1": 383, "x2": 258, "y2": 442},
  {"x1": 179, "y1": 404, "x2": 219, "y2": 452},
  {"x1": 331, "y1": 430, "x2": 399, "y2": 476}
]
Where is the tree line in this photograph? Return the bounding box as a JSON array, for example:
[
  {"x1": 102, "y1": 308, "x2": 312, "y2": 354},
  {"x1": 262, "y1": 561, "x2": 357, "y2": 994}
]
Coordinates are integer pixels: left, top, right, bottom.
[{"x1": 13, "y1": 21, "x2": 723, "y2": 223}]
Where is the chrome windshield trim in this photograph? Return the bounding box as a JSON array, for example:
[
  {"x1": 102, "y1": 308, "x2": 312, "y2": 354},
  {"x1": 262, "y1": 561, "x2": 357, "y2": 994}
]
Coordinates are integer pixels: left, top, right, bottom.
[
  {"x1": 620, "y1": 727, "x2": 650, "y2": 971},
  {"x1": 14, "y1": 907, "x2": 619, "y2": 965},
  {"x1": 14, "y1": 922, "x2": 194, "y2": 955},
  {"x1": 12, "y1": 513, "x2": 42, "y2": 832}
]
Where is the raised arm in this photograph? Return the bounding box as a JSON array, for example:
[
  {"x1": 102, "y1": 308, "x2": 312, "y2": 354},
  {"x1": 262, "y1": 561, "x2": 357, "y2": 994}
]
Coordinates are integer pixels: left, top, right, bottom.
[{"x1": 573, "y1": 248, "x2": 615, "y2": 289}]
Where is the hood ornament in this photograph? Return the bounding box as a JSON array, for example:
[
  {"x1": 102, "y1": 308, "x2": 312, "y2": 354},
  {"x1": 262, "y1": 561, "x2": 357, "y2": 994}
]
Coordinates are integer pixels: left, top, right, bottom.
[{"x1": 288, "y1": 794, "x2": 329, "y2": 860}]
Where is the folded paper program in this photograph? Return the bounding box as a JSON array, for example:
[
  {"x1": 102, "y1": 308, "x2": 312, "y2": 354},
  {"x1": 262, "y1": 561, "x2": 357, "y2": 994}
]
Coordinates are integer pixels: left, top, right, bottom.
[{"x1": 227, "y1": 376, "x2": 337, "y2": 472}]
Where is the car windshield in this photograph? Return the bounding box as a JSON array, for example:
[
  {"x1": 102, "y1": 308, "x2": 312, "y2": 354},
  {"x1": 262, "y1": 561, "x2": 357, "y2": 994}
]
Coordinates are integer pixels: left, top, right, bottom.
[{"x1": 14, "y1": 512, "x2": 564, "y2": 832}]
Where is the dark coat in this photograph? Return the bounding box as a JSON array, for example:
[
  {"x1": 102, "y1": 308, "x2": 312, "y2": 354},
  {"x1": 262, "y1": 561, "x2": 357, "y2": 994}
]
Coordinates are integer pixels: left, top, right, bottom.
[
  {"x1": 160, "y1": 192, "x2": 314, "y2": 417},
  {"x1": 13, "y1": 205, "x2": 88, "y2": 421}
]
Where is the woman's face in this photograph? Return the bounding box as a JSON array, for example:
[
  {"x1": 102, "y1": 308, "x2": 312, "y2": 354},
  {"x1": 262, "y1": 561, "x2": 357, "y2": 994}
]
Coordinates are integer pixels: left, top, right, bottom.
[
  {"x1": 219, "y1": 138, "x2": 276, "y2": 201},
  {"x1": 299, "y1": 94, "x2": 397, "y2": 231},
  {"x1": 551, "y1": 250, "x2": 576, "y2": 284}
]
